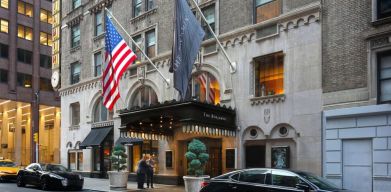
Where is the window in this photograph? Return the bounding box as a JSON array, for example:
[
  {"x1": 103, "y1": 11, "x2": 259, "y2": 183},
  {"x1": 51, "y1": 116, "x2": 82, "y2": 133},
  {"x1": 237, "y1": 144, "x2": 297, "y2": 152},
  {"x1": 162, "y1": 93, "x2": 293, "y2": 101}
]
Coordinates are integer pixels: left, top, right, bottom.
[
  {"x1": 70, "y1": 62, "x2": 81, "y2": 84},
  {"x1": 40, "y1": 9, "x2": 53, "y2": 24},
  {"x1": 40, "y1": 78, "x2": 53, "y2": 91},
  {"x1": 94, "y1": 52, "x2": 102, "y2": 76},
  {"x1": 254, "y1": 0, "x2": 281, "y2": 23},
  {"x1": 68, "y1": 152, "x2": 76, "y2": 170},
  {"x1": 239, "y1": 169, "x2": 269, "y2": 184},
  {"x1": 130, "y1": 86, "x2": 158, "y2": 108},
  {"x1": 72, "y1": 0, "x2": 81, "y2": 9},
  {"x1": 0, "y1": 43, "x2": 8, "y2": 58},
  {"x1": 17, "y1": 48, "x2": 32, "y2": 64},
  {"x1": 271, "y1": 170, "x2": 300, "y2": 188},
  {"x1": 93, "y1": 147, "x2": 100, "y2": 171},
  {"x1": 18, "y1": 0, "x2": 33, "y2": 17},
  {"x1": 226, "y1": 149, "x2": 235, "y2": 169},
  {"x1": 71, "y1": 25, "x2": 80, "y2": 48},
  {"x1": 93, "y1": 97, "x2": 113, "y2": 122},
  {"x1": 0, "y1": 69, "x2": 7, "y2": 83},
  {"x1": 70, "y1": 102, "x2": 80, "y2": 126},
  {"x1": 40, "y1": 54, "x2": 52, "y2": 69},
  {"x1": 17, "y1": 25, "x2": 33, "y2": 40},
  {"x1": 145, "y1": 29, "x2": 156, "y2": 58},
  {"x1": 254, "y1": 51, "x2": 284, "y2": 97},
  {"x1": 0, "y1": 19, "x2": 8, "y2": 33},
  {"x1": 146, "y1": 0, "x2": 155, "y2": 11},
  {"x1": 40, "y1": 32, "x2": 52, "y2": 46},
  {"x1": 131, "y1": 141, "x2": 159, "y2": 173},
  {"x1": 17, "y1": 73, "x2": 32, "y2": 88},
  {"x1": 95, "y1": 11, "x2": 103, "y2": 36},
  {"x1": 188, "y1": 72, "x2": 221, "y2": 105},
  {"x1": 133, "y1": 35, "x2": 142, "y2": 63},
  {"x1": 133, "y1": 0, "x2": 142, "y2": 17},
  {"x1": 0, "y1": 0, "x2": 8, "y2": 9},
  {"x1": 377, "y1": 0, "x2": 391, "y2": 20},
  {"x1": 378, "y1": 50, "x2": 391, "y2": 103},
  {"x1": 202, "y1": 5, "x2": 215, "y2": 40},
  {"x1": 77, "y1": 152, "x2": 83, "y2": 170}
]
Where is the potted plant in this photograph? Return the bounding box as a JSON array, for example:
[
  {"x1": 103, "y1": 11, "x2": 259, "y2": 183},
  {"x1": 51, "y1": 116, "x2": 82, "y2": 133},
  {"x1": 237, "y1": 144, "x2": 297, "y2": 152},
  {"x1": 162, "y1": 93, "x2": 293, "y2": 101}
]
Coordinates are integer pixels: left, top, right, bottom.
[
  {"x1": 183, "y1": 139, "x2": 210, "y2": 192},
  {"x1": 108, "y1": 144, "x2": 129, "y2": 189}
]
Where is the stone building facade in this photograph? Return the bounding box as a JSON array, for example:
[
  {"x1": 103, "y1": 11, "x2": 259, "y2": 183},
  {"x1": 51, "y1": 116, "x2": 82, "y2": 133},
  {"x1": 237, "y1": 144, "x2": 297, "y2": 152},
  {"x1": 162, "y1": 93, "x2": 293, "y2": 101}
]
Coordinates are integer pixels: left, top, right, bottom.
[
  {"x1": 59, "y1": 0, "x2": 322, "y2": 184},
  {"x1": 322, "y1": 0, "x2": 391, "y2": 191}
]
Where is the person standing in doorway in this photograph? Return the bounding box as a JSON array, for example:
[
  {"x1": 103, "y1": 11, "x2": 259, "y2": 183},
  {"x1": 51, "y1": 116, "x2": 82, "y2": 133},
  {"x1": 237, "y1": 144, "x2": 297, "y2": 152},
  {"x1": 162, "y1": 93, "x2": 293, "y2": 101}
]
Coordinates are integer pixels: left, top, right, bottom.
[
  {"x1": 146, "y1": 154, "x2": 155, "y2": 188},
  {"x1": 137, "y1": 155, "x2": 148, "y2": 189}
]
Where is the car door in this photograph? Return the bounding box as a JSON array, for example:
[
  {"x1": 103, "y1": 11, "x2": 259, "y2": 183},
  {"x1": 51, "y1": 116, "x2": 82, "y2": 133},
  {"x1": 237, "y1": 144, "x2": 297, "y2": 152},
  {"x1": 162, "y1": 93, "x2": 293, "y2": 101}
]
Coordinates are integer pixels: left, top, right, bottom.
[
  {"x1": 236, "y1": 169, "x2": 269, "y2": 192},
  {"x1": 267, "y1": 169, "x2": 304, "y2": 192},
  {"x1": 23, "y1": 164, "x2": 37, "y2": 185},
  {"x1": 30, "y1": 164, "x2": 43, "y2": 185}
]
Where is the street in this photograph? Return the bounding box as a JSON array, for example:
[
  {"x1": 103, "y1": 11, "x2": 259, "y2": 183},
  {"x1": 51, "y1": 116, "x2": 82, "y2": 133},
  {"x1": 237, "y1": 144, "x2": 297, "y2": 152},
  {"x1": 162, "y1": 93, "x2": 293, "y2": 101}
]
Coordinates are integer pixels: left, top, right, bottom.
[{"x1": 0, "y1": 178, "x2": 185, "y2": 192}]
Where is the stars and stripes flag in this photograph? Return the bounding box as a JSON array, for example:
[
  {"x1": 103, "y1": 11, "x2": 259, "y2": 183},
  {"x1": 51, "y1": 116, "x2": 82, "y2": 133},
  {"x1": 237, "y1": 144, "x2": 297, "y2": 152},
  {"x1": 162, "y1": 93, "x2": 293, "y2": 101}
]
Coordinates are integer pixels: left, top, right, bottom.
[
  {"x1": 198, "y1": 73, "x2": 215, "y2": 103},
  {"x1": 103, "y1": 15, "x2": 137, "y2": 110}
]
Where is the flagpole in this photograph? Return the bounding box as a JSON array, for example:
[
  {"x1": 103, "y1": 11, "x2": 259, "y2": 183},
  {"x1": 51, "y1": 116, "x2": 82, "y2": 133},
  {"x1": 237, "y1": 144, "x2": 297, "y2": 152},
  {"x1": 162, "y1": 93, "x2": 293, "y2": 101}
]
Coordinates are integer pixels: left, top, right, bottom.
[
  {"x1": 189, "y1": 0, "x2": 237, "y2": 73},
  {"x1": 105, "y1": 8, "x2": 171, "y2": 86}
]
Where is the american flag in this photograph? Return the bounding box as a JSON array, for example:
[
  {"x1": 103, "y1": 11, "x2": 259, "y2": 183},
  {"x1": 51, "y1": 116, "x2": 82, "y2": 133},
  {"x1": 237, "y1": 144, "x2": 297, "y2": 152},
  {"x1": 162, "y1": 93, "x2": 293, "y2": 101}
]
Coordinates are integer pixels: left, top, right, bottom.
[
  {"x1": 198, "y1": 73, "x2": 215, "y2": 103},
  {"x1": 103, "y1": 16, "x2": 137, "y2": 110}
]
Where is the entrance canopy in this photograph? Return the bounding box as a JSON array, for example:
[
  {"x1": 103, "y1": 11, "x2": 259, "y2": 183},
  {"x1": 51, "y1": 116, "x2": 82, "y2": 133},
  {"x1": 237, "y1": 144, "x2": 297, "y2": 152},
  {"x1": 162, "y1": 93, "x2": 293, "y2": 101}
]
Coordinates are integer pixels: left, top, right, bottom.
[
  {"x1": 119, "y1": 100, "x2": 236, "y2": 139},
  {"x1": 80, "y1": 126, "x2": 112, "y2": 148}
]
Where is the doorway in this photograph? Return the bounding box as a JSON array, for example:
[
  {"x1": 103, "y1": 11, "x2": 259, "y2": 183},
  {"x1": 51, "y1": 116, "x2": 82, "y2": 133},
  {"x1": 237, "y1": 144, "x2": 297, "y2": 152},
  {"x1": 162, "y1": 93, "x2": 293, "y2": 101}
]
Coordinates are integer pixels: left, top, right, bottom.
[
  {"x1": 245, "y1": 145, "x2": 265, "y2": 168},
  {"x1": 342, "y1": 139, "x2": 372, "y2": 192}
]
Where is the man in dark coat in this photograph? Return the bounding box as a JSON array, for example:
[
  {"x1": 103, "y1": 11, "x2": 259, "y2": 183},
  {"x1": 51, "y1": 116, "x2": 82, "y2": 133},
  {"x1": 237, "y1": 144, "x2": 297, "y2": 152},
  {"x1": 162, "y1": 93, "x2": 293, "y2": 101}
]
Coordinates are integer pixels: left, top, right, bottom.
[
  {"x1": 146, "y1": 156, "x2": 155, "y2": 188},
  {"x1": 137, "y1": 155, "x2": 148, "y2": 189}
]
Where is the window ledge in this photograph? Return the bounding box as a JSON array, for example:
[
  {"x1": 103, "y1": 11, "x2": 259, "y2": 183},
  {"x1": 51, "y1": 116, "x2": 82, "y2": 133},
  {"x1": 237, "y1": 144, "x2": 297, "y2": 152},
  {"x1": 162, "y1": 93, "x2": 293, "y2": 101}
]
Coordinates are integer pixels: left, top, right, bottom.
[
  {"x1": 130, "y1": 7, "x2": 158, "y2": 24},
  {"x1": 372, "y1": 17, "x2": 391, "y2": 26},
  {"x1": 92, "y1": 120, "x2": 114, "y2": 128},
  {"x1": 93, "y1": 33, "x2": 105, "y2": 41},
  {"x1": 250, "y1": 94, "x2": 286, "y2": 105},
  {"x1": 70, "y1": 45, "x2": 81, "y2": 53},
  {"x1": 69, "y1": 125, "x2": 80, "y2": 130}
]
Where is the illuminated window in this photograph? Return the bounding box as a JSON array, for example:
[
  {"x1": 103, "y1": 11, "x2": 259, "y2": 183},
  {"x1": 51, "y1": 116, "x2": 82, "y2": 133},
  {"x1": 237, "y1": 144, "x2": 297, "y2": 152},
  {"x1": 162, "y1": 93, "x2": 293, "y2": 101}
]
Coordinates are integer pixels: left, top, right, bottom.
[
  {"x1": 0, "y1": 0, "x2": 8, "y2": 9},
  {"x1": 0, "y1": 19, "x2": 8, "y2": 33},
  {"x1": 93, "y1": 97, "x2": 113, "y2": 122},
  {"x1": 254, "y1": 51, "x2": 284, "y2": 97},
  {"x1": 17, "y1": 25, "x2": 33, "y2": 41},
  {"x1": 189, "y1": 72, "x2": 221, "y2": 105},
  {"x1": 40, "y1": 9, "x2": 53, "y2": 24},
  {"x1": 17, "y1": 73, "x2": 32, "y2": 88},
  {"x1": 40, "y1": 32, "x2": 52, "y2": 46},
  {"x1": 68, "y1": 152, "x2": 76, "y2": 170},
  {"x1": 254, "y1": 0, "x2": 281, "y2": 23},
  {"x1": 18, "y1": 0, "x2": 33, "y2": 17}
]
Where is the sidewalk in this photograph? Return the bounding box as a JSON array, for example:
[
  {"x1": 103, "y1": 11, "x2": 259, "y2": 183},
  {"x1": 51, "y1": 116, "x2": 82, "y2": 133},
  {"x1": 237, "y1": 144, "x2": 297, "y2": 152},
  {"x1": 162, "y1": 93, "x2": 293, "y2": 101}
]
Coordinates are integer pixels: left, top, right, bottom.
[{"x1": 83, "y1": 177, "x2": 185, "y2": 192}]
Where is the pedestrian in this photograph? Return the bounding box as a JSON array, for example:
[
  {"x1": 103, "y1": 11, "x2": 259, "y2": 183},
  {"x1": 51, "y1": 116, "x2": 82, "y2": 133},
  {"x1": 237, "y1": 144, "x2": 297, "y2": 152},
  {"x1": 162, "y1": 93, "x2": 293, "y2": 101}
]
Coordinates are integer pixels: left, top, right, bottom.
[
  {"x1": 136, "y1": 155, "x2": 148, "y2": 189},
  {"x1": 146, "y1": 155, "x2": 155, "y2": 188}
]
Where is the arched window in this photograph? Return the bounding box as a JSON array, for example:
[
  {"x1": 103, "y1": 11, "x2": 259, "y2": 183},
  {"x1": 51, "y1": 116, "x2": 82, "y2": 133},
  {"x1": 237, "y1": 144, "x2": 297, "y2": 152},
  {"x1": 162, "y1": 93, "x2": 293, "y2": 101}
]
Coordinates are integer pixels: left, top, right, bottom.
[
  {"x1": 188, "y1": 71, "x2": 220, "y2": 104},
  {"x1": 93, "y1": 97, "x2": 113, "y2": 122},
  {"x1": 130, "y1": 86, "x2": 158, "y2": 108}
]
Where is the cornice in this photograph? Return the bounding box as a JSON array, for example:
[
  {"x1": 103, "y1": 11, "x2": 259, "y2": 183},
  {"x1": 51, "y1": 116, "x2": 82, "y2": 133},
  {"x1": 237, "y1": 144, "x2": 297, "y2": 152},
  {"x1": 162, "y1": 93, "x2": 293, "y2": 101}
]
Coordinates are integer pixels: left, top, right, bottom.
[
  {"x1": 59, "y1": 78, "x2": 101, "y2": 97},
  {"x1": 89, "y1": 0, "x2": 116, "y2": 14}
]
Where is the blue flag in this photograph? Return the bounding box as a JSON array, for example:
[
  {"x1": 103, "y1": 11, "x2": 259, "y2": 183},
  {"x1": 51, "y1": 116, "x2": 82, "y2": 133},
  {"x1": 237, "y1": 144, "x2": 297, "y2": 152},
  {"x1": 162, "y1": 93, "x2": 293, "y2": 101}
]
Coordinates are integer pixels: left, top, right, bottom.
[{"x1": 171, "y1": 0, "x2": 205, "y2": 99}]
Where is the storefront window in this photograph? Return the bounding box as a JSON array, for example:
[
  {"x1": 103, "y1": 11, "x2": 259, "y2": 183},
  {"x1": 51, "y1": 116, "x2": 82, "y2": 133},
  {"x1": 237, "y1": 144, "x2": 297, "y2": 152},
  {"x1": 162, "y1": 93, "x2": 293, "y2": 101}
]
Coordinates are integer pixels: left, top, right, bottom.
[
  {"x1": 131, "y1": 141, "x2": 159, "y2": 174},
  {"x1": 189, "y1": 72, "x2": 220, "y2": 105},
  {"x1": 69, "y1": 152, "x2": 76, "y2": 170},
  {"x1": 103, "y1": 140, "x2": 112, "y2": 172},
  {"x1": 77, "y1": 152, "x2": 83, "y2": 170},
  {"x1": 93, "y1": 147, "x2": 100, "y2": 171}
]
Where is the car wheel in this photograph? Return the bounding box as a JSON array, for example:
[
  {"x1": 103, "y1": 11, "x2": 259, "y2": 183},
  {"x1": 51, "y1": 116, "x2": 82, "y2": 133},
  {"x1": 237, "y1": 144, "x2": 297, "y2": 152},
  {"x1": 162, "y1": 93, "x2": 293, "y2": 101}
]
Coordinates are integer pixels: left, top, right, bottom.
[
  {"x1": 41, "y1": 177, "x2": 50, "y2": 191},
  {"x1": 16, "y1": 175, "x2": 25, "y2": 187}
]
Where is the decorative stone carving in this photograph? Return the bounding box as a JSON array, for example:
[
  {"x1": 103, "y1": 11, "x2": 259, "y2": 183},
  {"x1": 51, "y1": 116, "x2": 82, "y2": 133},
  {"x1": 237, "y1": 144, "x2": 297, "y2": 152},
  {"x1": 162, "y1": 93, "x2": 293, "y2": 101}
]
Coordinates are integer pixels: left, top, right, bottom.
[{"x1": 250, "y1": 94, "x2": 286, "y2": 106}]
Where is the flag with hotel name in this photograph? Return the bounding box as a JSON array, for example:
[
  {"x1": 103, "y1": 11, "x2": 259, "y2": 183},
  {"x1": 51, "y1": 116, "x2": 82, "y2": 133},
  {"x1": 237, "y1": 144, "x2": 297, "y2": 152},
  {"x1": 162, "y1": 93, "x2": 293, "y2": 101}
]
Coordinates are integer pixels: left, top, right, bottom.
[
  {"x1": 170, "y1": 0, "x2": 205, "y2": 99},
  {"x1": 103, "y1": 15, "x2": 137, "y2": 110}
]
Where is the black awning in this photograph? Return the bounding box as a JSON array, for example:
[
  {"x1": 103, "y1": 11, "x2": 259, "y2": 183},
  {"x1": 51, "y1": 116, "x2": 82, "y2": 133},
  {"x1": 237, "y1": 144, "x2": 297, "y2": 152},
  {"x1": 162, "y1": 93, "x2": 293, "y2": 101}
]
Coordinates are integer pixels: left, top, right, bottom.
[
  {"x1": 80, "y1": 126, "x2": 112, "y2": 148},
  {"x1": 115, "y1": 137, "x2": 143, "y2": 145},
  {"x1": 119, "y1": 100, "x2": 236, "y2": 136}
]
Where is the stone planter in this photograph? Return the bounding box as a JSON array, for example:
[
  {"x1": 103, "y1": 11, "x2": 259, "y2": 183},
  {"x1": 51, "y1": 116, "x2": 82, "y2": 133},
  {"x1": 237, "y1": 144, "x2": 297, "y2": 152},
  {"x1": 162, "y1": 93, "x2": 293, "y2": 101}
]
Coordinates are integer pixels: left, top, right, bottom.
[
  {"x1": 108, "y1": 171, "x2": 129, "y2": 189},
  {"x1": 183, "y1": 175, "x2": 210, "y2": 192}
]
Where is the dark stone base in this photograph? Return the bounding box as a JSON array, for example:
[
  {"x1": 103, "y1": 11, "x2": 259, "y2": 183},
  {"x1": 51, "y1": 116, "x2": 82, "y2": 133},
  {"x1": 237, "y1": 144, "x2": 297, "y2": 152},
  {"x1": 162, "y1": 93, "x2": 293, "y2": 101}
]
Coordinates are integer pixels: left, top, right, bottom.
[{"x1": 127, "y1": 173, "x2": 183, "y2": 185}]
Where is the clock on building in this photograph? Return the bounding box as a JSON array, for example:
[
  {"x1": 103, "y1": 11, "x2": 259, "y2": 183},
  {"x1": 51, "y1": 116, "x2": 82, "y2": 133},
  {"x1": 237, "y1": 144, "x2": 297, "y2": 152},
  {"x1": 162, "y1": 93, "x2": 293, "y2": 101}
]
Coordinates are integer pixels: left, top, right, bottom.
[{"x1": 51, "y1": 70, "x2": 60, "y2": 89}]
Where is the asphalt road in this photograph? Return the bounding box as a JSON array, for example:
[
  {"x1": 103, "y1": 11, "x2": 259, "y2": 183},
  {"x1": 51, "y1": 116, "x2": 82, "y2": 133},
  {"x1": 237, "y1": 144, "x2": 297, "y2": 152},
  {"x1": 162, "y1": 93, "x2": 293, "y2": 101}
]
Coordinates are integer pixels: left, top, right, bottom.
[{"x1": 0, "y1": 181, "x2": 94, "y2": 192}]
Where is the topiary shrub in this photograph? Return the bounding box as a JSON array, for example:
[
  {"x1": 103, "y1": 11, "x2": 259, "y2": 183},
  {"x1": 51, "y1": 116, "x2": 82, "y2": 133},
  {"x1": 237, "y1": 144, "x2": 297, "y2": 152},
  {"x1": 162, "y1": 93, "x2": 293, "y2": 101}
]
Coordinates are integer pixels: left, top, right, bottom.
[
  {"x1": 110, "y1": 144, "x2": 128, "y2": 172},
  {"x1": 185, "y1": 139, "x2": 209, "y2": 176}
]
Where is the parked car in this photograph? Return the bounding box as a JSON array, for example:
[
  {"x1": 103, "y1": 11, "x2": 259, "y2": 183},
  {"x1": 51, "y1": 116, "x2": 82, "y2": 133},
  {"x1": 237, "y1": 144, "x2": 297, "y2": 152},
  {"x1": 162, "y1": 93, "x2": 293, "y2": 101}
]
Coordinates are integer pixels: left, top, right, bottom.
[
  {"x1": 200, "y1": 168, "x2": 354, "y2": 192},
  {"x1": 0, "y1": 158, "x2": 20, "y2": 181},
  {"x1": 16, "y1": 163, "x2": 83, "y2": 191}
]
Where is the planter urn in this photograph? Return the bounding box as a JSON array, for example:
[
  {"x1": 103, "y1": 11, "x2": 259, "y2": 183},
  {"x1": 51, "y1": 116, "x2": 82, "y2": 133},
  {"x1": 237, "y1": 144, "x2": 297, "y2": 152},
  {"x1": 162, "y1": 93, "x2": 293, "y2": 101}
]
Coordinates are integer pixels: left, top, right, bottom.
[
  {"x1": 183, "y1": 175, "x2": 210, "y2": 192},
  {"x1": 108, "y1": 171, "x2": 129, "y2": 189}
]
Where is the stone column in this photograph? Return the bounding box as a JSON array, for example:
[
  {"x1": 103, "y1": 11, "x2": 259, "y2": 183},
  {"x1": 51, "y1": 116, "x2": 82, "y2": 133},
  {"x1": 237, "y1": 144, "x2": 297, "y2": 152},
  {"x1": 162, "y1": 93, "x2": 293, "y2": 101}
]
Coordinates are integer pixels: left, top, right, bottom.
[
  {"x1": 14, "y1": 102, "x2": 22, "y2": 165},
  {"x1": 1, "y1": 107, "x2": 8, "y2": 158},
  {"x1": 53, "y1": 108, "x2": 61, "y2": 163}
]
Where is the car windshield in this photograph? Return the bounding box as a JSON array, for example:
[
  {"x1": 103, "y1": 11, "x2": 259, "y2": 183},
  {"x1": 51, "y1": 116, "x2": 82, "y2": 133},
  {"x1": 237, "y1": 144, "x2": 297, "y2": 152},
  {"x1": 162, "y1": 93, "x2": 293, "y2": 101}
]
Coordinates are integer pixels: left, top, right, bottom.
[
  {"x1": 43, "y1": 164, "x2": 68, "y2": 172},
  {"x1": 0, "y1": 161, "x2": 16, "y2": 167},
  {"x1": 297, "y1": 172, "x2": 339, "y2": 191}
]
